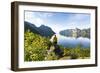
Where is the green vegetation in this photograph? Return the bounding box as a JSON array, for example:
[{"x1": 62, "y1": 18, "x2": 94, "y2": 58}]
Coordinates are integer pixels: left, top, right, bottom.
[
  {"x1": 63, "y1": 47, "x2": 90, "y2": 59},
  {"x1": 24, "y1": 30, "x2": 90, "y2": 61},
  {"x1": 24, "y1": 30, "x2": 51, "y2": 61}
]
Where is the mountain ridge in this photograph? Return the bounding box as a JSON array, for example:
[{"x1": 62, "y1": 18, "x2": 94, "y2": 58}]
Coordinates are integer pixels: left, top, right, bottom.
[{"x1": 24, "y1": 21, "x2": 55, "y2": 37}]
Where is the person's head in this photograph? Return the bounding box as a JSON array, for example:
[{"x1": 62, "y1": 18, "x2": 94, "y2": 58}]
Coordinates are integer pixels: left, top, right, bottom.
[{"x1": 54, "y1": 34, "x2": 56, "y2": 37}]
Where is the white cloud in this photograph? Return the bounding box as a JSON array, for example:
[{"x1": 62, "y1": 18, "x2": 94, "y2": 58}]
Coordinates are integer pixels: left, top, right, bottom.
[
  {"x1": 25, "y1": 11, "x2": 45, "y2": 27},
  {"x1": 64, "y1": 22, "x2": 90, "y2": 29},
  {"x1": 25, "y1": 11, "x2": 35, "y2": 24},
  {"x1": 35, "y1": 18, "x2": 44, "y2": 27},
  {"x1": 37, "y1": 12, "x2": 54, "y2": 18},
  {"x1": 49, "y1": 24, "x2": 68, "y2": 33}
]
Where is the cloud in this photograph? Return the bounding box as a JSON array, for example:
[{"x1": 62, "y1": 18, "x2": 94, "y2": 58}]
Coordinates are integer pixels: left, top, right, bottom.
[
  {"x1": 25, "y1": 11, "x2": 35, "y2": 24},
  {"x1": 37, "y1": 12, "x2": 54, "y2": 18},
  {"x1": 35, "y1": 18, "x2": 44, "y2": 27},
  {"x1": 25, "y1": 11, "x2": 45, "y2": 27}
]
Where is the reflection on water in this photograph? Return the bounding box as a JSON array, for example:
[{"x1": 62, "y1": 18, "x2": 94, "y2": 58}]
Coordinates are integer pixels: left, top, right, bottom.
[{"x1": 56, "y1": 34, "x2": 90, "y2": 48}]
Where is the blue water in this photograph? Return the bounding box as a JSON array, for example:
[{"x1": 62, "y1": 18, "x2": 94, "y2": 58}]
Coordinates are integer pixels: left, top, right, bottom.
[{"x1": 56, "y1": 34, "x2": 90, "y2": 48}]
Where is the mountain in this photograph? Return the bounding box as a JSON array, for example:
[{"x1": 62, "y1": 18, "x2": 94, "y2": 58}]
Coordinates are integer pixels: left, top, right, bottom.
[
  {"x1": 60, "y1": 28, "x2": 90, "y2": 38},
  {"x1": 24, "y1": 21, "x2": 40, "y2": 34},
  {"x1": 24, "y1": 21, "x2": 55, "y2": 37},
  {"x1": 38, "y1": 25, "x2": 55, "y2": 37}
]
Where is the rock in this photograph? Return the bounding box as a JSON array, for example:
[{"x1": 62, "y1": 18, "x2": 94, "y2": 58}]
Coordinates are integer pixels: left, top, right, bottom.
[{"x1": 45, "y1": 44, "x2": 63, "y2": 60}]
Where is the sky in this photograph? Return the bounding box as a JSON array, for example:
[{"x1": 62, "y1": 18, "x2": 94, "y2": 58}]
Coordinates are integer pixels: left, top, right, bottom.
[{"x1": 25, "y1": 11, "x2": 90, "y2": 33}]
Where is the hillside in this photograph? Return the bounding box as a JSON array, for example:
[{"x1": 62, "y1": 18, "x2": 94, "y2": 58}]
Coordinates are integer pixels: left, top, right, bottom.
[
  {"x1": 24, "y1": 21, "x2": 55, "y2": 37},
  {"x1": 60, "y1": 28, "x2": 90, "y2": 38}
]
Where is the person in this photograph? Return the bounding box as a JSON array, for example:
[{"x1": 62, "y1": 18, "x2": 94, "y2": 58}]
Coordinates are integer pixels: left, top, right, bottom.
[
  {"x1": 45, "y1": 34, "x2": 63, "y2": 60},
  {"x1": 53, "y1": 34, "x2": 57, "y2": 44}
]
